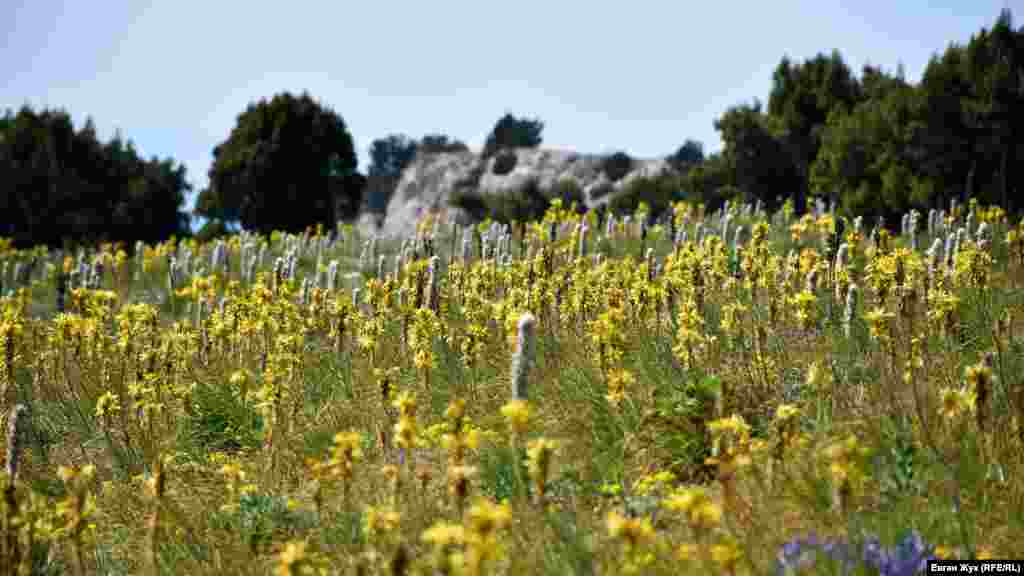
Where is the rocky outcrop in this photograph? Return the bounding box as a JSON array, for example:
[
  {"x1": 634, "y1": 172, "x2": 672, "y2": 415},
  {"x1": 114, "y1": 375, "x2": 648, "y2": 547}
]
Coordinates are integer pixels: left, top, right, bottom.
[{"x1": 369, "y1": 148, "x2": 677, "y2": 238}]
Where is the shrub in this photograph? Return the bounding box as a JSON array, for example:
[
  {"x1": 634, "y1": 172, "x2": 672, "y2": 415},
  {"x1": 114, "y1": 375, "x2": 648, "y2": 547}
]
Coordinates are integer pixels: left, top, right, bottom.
[
  {"x1": 608, "y1": 174, "x2": 684, "y2": 220},
  {"x1": 551, "y1": 179, "x2": 586, "y2": 214},
  {"x1": 449, "y1": 189, "x2": 489, "y2": 221},
  {"x1": 195, "y1": 219, "x2": 230, "y2": 244},
  {"x1": 492, "y1": 150, "x2": 518, "y2": 176},
  {"x1": 602, "y1": 151, "x2": 634, "y2": 183}
]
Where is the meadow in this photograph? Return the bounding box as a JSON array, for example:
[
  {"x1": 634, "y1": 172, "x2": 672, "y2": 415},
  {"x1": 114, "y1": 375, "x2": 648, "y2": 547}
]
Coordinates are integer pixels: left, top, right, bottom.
[{"x1": 1, "y1": 197, "x2": 1022, "y2": 575}]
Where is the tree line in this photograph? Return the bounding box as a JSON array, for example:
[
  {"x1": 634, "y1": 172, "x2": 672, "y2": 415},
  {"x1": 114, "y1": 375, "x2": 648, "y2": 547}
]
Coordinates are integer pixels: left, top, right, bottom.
[{"x1": 2, "y1": 9, "x2": 1021, "y2": 250}]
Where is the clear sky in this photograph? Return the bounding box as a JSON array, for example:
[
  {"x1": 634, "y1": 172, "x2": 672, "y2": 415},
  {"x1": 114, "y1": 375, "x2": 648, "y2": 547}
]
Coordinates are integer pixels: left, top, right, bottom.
[{"x1": 1, "y1": 0, "x2": 1013, "y2": 223}]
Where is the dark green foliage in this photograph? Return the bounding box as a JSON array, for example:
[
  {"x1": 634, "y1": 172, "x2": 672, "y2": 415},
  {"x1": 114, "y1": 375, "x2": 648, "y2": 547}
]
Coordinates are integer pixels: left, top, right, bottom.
[
  {"x1": 418, "y1": 133, "x2": 469, "y2": 155},
  {"x1": 450, "y1": 178, "x2": 583, "y2": 225},
  {"x1": 449, "y1": 189, "x2": 489, "y2": 221},
  {"x1": 550, "y1": 179, "x2": 586, "y2": 213},
  {"x1": 365, "y1": 134, "x2": 419, "y2": 213},
  {"x1": 0, "y1": 106, "x2": 192, "y2": 250},
  {"x1": 194, "y1": 219, "x2": 231, "y2": 244},
  {"x1": 668, "y1": 139, "x2": 705, "y2": 172},
  {"x1": 713, "y1": 100, "x2": 800, "y2": 213},
  {"x1": 683, "y1": 153, "x2": 738, "y2": 214},
  {"x1": 491, "y1": 150, "x2": 518, "y2": 175},
  {"x1": 482, "y1": 113, "x2": 544, "y2": 158},
  {"x1": 601, "y1": 152, "x2": 633, "y2": 183},
  {"x1": 608, "y1": 174, "x2": 684, "y2": 219},
  {"x1": 768, "y1": 50, "x2": 862, "y2": 214},
  {"x1": 202, "y1": 91, "x2": 361, "y2": 235},
  {"x1": 481, "y1": 179, "x2": 551, "y2": 224}
]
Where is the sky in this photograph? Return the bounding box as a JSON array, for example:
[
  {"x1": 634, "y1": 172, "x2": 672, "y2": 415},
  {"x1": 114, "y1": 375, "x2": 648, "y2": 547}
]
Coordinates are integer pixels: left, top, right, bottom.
[{"x1": 1, "y1": 0, "x2": 1015, "y2": 228}]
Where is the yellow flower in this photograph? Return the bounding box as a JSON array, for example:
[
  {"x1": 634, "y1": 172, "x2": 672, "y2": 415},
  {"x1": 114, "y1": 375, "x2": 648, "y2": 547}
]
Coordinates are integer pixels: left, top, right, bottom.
[
  {"x1": 710, "y1": 539, "x2": 742, "y2": 572},
  {"x1": 933, "y1": 545, "x2": 954, "y2": 559},
  {"x1": 501, "y1": 400, "x2": 531, "y2": 436},
  {"x1": 606, "y1": 510, "x2": 655, "y2": 550},
  {"x1": 465, "y1": 499, "x2": 511, "y2": 535},
  {"x1": 276, "y1": 541, "x2": 307, "y2": 576},
  {"x1": 422, "y1": 521, "x2": 466, "y2": 547},
  {"x1": 775, "y1": 403, "x2": 800, "y2": 422},
  {"x1": 363, "y1": 505, "x2": 401, "y2": 539}
]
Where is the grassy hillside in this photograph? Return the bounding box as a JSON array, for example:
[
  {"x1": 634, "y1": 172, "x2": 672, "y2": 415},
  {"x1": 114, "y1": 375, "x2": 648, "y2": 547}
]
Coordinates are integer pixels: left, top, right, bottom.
[{"x1": 0, "y1": 199, "x2": 1022, "y2": 575}]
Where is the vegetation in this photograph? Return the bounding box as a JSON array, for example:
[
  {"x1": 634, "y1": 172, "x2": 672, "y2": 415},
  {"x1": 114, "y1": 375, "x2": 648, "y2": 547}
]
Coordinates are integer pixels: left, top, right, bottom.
[
  {"x1": 0, "y1": 197, "x2": 1022, "y2": 574},
  {"x1": 0, "y1": 107, "x2": 192, "y2": 251},
  {"x1": 195, "y1": 91, "x2": 363, "y2": 236},
  {"x1": 481, "y1": 114, "x2": 544, "y2": 159},
  {"x1": 490, "y1": 151, "x2": 518, "y2": 176},
  {"x1": 601, "y1": 151, "x2": 634, "y2": 183},
  {"x1": 450, "y1": 179, "x2": 584, "y2": 226}
]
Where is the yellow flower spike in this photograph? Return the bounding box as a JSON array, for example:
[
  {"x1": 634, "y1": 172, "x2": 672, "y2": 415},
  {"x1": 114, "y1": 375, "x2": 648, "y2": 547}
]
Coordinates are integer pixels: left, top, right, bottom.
[
  {"x1": 445, "y1": 398, "x2": 466, "y2": 422},
  {"x1": 775, "y1": 404, "x2": 800, "y2": 422},
  {"x1": 465, "y1": 498, "x2": 512, "y2": 536},
  {"x1": 363, "y1": 505, "x2": 402, "y2": 540},
  {"x1": 710, "y1": 537, "x2": 743, "y2": 573},
  {"x1": 500, "y1": 399, "x2": 531, "y2": 437},
  {"x1": 422, "y1": 520, "x2": 466, "y2": 548},
  {"x1": 393, "y1": 391, "x2": 417, "y2": 419}
]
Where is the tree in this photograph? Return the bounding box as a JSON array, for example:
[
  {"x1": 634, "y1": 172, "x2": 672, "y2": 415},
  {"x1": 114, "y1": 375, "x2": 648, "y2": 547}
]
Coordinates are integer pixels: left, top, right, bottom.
[
  {"x1": 482, "y1": 113, "x2": 543, "y2": 158},
  {"x1": 364, "y1": 134, "x2": 419, "y2": 213},
  {"x1": 0, "y1": 105, "x2": 191, "y2": 249},
  {"x1": 369, "y1": 134, "x2": 418, "y2": 178},
  {"x1": 964, "y1": 9, "x2": 1024, "y2": 212},
  {"x1": 418, "y1": 134, "x2": 469, "y2": 155},
  {"x1": 668, "y1": 139, "x2": 705, "y2": 172},
  {"x1": 768, "y1": 50, "x2": 862, "y2": 214},
  {"x1": 810, "y1": 83, "x2": 927, "y2": 225},
  {"x1": 918, "y1": 45, "x2": 976, "y2": 210},
  {"x1": 202, "y1": 91, "x2": 360, "y2": 235},
  {"x1": 713, "y1": 100, "x2": 800, "y2": 212}
]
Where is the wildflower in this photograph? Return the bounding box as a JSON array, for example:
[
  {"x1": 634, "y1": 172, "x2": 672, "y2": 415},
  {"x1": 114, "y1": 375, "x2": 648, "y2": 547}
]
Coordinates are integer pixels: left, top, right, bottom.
[
  {"x1": 501, "y1": 399, "x2": 531, "y2": 437},
  {"x1": 526, "y1": 438, "x2": 557, "y2": 502}
]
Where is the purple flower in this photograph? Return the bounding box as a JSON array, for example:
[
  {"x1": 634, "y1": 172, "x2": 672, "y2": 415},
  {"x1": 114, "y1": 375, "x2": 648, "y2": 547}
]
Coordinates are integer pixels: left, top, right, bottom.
[{"x1": 776, "y1": 531, "x2": 937, "y2": 576}]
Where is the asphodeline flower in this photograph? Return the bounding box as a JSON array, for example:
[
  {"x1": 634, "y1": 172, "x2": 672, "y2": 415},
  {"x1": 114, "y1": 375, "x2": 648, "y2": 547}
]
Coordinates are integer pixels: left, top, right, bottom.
[
  {"x1": 500, "y1": 399, "x2": 531, "y2": 437},
  {"x1": 939, "y1": 387, "x2": 975, "y2": 420},
  {"x1": 605, "y1": 367, "x2": 636, "y2": 407},
  {"x1": 710, "y1": 536, "x2": 743, "y2": 574},
  {"x1": 863, "y1": 306, "x2": 896, "y2": 341},
  {"x1": 363, "y1": 505, "x2": 401, "y2": 541},
  {"x1": 663, "y1": 486, "x2": 722, "y2": 532},
  {"x1": 526, "y1": 438, "x2": 558, "y2": 500},
  {"x1": 606, "y1": 510, "x2": 655, "y2": 551}
]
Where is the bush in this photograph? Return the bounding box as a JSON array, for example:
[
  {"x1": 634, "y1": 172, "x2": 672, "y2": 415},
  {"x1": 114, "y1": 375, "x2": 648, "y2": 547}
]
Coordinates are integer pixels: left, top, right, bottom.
[
  {"x1": 492, "y1": 151, "x2": 518, "y2": 176},
  {"x1": 449, "y1": 189, "x2": 489, "y2": 221},
  {"x1": 195, "y1": 219, "x2": 230, "y2": 244},
  {"x1": 602, "y1": 151, "x2": 634, "y2": 183},
  {"x1": 551, "y1": 179, "x2": 586, "y2": 214},
  {"x1": 449, "y1": 180, "x2": 552, "y2": 225},
  {"x1": 608, "y1": 174, "x2": 684, "y2": 220}
]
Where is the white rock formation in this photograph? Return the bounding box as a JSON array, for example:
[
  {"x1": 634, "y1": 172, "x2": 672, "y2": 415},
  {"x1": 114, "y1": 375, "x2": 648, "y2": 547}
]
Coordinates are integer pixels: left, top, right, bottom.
[{"x1": 371, "y1": 147, "x2": 677, "y2": 238}]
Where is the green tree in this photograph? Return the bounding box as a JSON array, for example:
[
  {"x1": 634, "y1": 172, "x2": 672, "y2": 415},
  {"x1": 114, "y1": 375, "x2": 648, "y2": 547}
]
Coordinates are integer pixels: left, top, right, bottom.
[
  {"x1": 768, "y1": 50, "x2": 862, "y2": 214},
  {"x1": 482, "y1": 113, "x2": 544, "y2": 158},
  {"x1": 202, "y1": 91, "x2": 360, "y2": 235},
  {"x1": 714, "y1": 100, "x2": 800, "y2": 212},
  {"x1": 0, "y1": 106, "x2": 191, "y2": 249},
  {"x1": 810, "y1": 82, "x2": 928, "y2": 225},
  {"x1": 418, "y1": 134, "x2": 469, "y2": 155},
  {"x1": 365, "y1": 134, "x2": 419, "y2": 213},
  {"x1": 964, "y1": 9, "x2": 1024, "y2": 211},
  {"x1": 668, "y1": 139, "x2": 705, "y2": 172}
]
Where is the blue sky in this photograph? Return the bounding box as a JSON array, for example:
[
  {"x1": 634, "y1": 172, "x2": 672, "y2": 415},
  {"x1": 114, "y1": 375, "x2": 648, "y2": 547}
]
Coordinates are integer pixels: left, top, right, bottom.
[{"x1": 1, "y1": 0, "x2": 1013, "y2": 225}]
